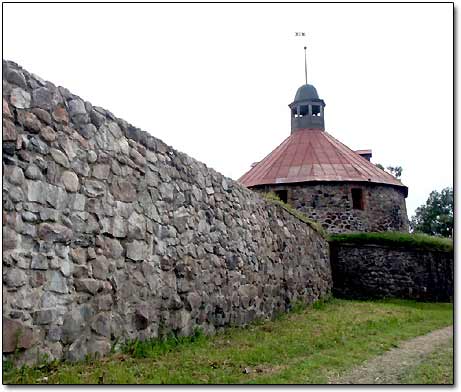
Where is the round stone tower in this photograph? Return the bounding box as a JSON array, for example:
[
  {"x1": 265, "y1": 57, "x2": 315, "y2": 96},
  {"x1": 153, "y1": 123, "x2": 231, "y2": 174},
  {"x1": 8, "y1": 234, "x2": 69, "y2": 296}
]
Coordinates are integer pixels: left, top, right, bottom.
[{"x1": 239, "y1": 83, "x2": 409, "y2": 234}]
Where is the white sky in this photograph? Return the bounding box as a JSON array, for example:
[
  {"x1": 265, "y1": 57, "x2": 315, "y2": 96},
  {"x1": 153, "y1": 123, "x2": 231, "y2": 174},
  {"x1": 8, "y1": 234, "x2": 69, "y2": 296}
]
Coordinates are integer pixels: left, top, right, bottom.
[{"x1": 3, "y1": 3, "x2": 453, "y2": 219}]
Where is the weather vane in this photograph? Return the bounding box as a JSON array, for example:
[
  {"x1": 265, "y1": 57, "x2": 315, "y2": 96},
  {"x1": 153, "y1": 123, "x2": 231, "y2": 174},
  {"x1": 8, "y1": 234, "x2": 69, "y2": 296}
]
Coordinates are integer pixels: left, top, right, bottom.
[{"x1": 295, "y1": 32, "x2": 308, "y2": 84}]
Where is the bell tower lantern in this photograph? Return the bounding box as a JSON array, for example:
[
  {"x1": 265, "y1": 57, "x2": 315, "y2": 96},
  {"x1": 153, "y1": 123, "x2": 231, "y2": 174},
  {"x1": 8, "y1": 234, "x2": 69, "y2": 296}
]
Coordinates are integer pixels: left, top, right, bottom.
[{"x1": 288, "y1": 84, "x2": 326, "y2": 133}]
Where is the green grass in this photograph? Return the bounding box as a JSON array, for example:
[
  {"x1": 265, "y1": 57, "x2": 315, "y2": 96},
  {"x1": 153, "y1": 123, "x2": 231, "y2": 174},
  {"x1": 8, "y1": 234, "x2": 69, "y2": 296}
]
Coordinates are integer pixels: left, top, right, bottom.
[
  {"x1": 3, "y1": 298, "x2": 453, "y2": 384},
  {"x1": 329, "y1": 231, "x2": 453, "y2": 252},
  {"x1": 121, "y1": 328, "x2": 206, "y2": 358},
  {"x1": 264, "y1": 192, "x2": 328, "y2": 238},
  {"x1": 398, "y1": 338, "x2": 453, "y2": 384}
]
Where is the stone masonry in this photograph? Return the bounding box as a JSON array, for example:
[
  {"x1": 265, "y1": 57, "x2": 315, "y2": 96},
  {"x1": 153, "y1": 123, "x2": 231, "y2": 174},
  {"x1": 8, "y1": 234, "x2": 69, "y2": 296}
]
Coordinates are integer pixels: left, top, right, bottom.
[
  {"x1": 330, "y1": 243, "x2": 453, "y2": 302},
  {"x1": 254, "y1": 182, "x2": 409, "y2": 234},
  {"x1": 2, "y1": 60, "x2": 332, "y2": 364}
]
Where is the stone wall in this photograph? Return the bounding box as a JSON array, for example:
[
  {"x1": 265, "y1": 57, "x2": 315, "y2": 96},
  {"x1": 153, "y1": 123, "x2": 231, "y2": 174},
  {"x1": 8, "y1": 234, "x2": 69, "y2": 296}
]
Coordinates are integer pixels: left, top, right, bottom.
[
  {"x1": 330, "y1": 243, "x2": 453, "y2": 301},
  {"x1": 2, "y1": 60, "x2": 332, "y2": 363},
  {"x1": 253, "y1": 182, "x2": 409, "y2": 234}
]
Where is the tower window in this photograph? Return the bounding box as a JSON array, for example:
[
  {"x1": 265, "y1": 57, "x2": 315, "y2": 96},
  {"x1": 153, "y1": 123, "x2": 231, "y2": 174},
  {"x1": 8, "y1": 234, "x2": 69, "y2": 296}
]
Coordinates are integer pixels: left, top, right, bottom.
[
  {"x1": 312, "y1": 194, "x2": 319, "y2": 208},
  {"x1": 299, "y1": 105, "x2": 309, "y2": 117},
  {"x1": 275, "y1": 189, "x2": 288, "y2": 204},
  {"x1": 351, "y1": 188, "x2": 364, "y2": 210}
]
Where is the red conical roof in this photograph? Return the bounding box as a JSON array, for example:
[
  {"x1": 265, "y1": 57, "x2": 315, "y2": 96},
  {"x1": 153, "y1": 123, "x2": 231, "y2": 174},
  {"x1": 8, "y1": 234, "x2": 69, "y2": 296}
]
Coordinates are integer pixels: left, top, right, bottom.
[{"x1": 238, "y1": 129, "x2": 407, "y2": 196}]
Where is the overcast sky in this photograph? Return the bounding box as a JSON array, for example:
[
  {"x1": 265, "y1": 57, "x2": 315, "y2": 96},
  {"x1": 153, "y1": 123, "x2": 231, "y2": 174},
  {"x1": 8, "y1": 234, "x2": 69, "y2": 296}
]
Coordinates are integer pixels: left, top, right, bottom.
[{"x1": 3, "y1": 3, "x2": 453, "y2": 219}]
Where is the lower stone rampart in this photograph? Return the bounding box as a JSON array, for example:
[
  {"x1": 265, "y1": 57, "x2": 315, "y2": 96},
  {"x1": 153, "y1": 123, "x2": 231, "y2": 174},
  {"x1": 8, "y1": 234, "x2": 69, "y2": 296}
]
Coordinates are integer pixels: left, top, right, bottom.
[{"x1": 330, "y1": 243, "x2": 453, "y2": 301}]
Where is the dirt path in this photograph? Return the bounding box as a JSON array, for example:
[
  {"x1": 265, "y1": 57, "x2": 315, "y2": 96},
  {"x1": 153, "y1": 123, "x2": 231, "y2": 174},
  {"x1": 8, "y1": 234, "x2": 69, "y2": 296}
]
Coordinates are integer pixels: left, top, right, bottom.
[{"x1": 329, "y1": 326, "x2": 453, "y2": 384}]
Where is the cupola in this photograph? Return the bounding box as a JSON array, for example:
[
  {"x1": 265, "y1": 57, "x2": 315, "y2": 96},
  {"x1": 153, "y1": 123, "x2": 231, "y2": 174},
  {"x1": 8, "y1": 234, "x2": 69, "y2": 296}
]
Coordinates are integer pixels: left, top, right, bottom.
[{"x1": 288, "y1": 83, "x2": 326, "y2": 133}]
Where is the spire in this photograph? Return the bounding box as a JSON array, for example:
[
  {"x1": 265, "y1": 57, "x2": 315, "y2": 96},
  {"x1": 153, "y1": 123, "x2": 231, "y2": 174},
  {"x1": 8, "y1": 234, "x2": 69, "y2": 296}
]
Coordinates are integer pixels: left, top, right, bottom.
[
  {"x1": 290, "y1": 35, "x2": 325, "y2": 132},
  {"x1": 304, "y1": 46, "x2": 308, "y2": 85},
  {"x1": 295, "y1": 32, "x2": 308, "y2": 84}
]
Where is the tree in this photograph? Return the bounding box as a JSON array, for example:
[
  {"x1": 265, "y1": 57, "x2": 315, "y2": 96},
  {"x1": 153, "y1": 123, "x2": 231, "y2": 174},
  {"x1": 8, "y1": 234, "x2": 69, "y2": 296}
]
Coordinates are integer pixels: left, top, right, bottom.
[
  {"x1": 410, "y1": 187, "x2": 453, "y2": 238},
  {"x1": 375, "y1": 163, "x2": 403, "y2": 179},
  {"x1": 386, "y1": 166, "x2": 402, "y2": 179}
]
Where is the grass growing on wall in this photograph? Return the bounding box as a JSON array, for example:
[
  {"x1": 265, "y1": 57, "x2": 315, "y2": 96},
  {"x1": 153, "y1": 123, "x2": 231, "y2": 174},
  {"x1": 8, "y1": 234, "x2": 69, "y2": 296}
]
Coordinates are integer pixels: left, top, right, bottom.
[
  {"x1": 329, "y1": 232, "x2": 453, "y2": 252},
  {"x1": 3, "y1": 299, "x2": 453, "y2": 384},
  {"x1": 263, "y1": 192, "x2": 328, "y2": 238}
]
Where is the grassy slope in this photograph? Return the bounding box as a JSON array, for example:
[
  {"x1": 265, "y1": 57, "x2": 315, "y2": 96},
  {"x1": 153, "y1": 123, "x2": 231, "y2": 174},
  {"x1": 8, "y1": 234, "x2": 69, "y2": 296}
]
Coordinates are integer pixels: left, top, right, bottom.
[
  {"x1": 398, "y1": 338, "x2": 454, "y2": 385},
  {"x1": 329, "y1": 231, "x2": 453, "y2": 252},
  {"x1": 3, "y1": 299, "x2": 453, "y2": 384}
]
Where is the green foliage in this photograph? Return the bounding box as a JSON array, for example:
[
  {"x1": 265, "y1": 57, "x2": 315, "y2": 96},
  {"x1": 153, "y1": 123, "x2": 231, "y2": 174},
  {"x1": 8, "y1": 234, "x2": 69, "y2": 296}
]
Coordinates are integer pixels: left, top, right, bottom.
[
  {"x1": 386, "y1": 166, "x2": 403, "y2": 179},
  {"x1": 410, "y1": 187, "x2": 453, "y2": 238},
  {"x1": 374, "y1": 163, "x2": 403, "y2": 179},
  {"x1": 3, "y1": 299, "x2": 452, "y2": 384},
  {"x1": 329, "y1": 231, "x2": 453, "y2": 252},
  {"x1": 263, "y1": 192, "x2": 328, "y2": 238},
  {"x1": 375, "y1": 163, "x2": 403, "y2": 179},
  {"x1": 311, "y1": 296, "x2": 333, "y2": 310},
  {"x1": 3, "y1": 359, "x2": 14, "y2": 373},
  {"x1": 291, "y1": 296, "x2": 334, "y2": 313},
  {"x1": 288, "y1": 301, "x2": 306, "y2": 314},
  {"x1": 121, "y1": 328, "x2": 206, "y2": 358}
]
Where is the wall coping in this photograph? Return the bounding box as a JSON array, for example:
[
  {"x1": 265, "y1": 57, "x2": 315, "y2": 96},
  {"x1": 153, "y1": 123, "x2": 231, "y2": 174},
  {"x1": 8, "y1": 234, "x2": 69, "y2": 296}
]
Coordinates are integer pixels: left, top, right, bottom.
[{"x1": 330, "y1": 241, "x2": 454, "y2": 254}]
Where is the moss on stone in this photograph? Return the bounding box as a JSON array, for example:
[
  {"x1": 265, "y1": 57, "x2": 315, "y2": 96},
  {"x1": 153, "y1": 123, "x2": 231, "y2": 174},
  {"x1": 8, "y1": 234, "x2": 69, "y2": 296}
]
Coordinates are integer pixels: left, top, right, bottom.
[
  {"x1": 263, "y1": 192, "x2": 328, "y2": 238},
  {"x1": 329, "y1": 231, "x2": 453, "y2": 252}
]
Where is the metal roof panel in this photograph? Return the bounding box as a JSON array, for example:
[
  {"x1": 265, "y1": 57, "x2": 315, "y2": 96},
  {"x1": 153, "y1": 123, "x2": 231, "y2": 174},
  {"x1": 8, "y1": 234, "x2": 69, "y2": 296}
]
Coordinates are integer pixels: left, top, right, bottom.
[{"x1": 238, "y1": 129, "x2": 407, "y2": 195}]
